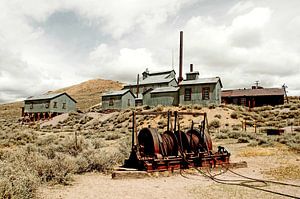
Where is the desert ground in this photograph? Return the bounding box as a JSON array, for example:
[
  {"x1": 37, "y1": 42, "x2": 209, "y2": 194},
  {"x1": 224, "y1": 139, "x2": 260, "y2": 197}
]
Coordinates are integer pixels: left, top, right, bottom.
[{"x1": 0, "y1": 83, "x2": 299, "y2": 199}]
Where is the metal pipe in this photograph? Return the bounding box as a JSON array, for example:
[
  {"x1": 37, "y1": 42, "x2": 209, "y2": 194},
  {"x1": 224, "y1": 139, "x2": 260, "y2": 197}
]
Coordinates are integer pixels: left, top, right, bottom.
[
  {"x1": 167, "y1": 111, "x2": 170, "y2": 132},
  {"x1": 132, "y1": 111, "x2": 135, "y2": 149},
  {"x1": 136, "y1": 74, "x2": 139, "y2": 98},
  {"x1": 190, "y1": 64, "x2": 193, "y2": 72},
  {"x1": 178, "y1": 31, "x2": 183, "y2": 83}
]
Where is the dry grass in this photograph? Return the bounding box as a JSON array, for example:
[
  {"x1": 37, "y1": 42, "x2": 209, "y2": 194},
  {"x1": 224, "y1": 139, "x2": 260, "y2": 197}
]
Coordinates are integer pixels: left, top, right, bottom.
[
  {"x1": 263, "y1": 164, "x2": 300, "y2": 180},
  {"x1": 238, "y1": 147, "x2": 276, "y2": 157}
]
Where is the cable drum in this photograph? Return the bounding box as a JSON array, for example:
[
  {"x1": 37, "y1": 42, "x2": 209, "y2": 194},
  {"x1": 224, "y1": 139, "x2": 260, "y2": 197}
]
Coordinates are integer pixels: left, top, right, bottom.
[{"x1": 161, "y1": 131, "x2": 178, "y2": 156}]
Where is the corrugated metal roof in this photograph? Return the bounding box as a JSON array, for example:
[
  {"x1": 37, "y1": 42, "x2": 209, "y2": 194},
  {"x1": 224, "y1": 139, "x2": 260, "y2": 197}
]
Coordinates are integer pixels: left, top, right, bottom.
[
  {"x1": 102, "y1": 89, "x2": 131, "y2": 97},
  {"x1": 150, "y1": 87, "x2": 179, "y2": 94},
  {"x1": 222, "y1": 88, "x2": 285, "y2": 97},
  {"x1": 25, "y1": 92, "x2": 77, "y2": 103},
  {"x1": 125, "y1": 70, "x2": 176, "y2": 86},
  {"x1": 179, "y1": 77, "x2": 221, "y2": 86},
  {"x1": 25, "y1": 93, "x2": 63, "y2": 101}
]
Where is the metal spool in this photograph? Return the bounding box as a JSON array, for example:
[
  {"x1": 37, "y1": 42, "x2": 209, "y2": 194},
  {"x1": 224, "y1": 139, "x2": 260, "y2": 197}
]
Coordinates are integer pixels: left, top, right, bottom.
[
  {"x1": 186, "y1": 129, "x2": 212, "y2": 152},
  {"x1": 174, "y1": 130, "x2": 190, "y2": 153},
  {"x1": 161, "y1": 131, "x2": 178, "y2": 156},
  {"x1": 138, "y1": 128, "x2": 161, "y2": 157}
]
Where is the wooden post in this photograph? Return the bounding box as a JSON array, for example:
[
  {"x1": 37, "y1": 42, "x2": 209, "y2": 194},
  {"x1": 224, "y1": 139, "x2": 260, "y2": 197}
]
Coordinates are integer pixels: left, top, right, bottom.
[{"x1": 254, "y1": 120, "x2": 257, "y2": 133}]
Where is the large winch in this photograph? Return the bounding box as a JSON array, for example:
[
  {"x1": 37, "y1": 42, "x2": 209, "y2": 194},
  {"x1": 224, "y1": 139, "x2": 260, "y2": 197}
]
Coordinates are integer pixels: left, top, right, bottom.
[{"x1": 124, "y1": 111, "x2": 230, "y2": 172}]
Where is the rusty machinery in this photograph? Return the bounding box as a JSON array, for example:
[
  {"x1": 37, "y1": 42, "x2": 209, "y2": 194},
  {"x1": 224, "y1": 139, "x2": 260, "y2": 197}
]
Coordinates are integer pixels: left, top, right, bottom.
[{"x1": 124, "y1": 111, "x2": 230, "y2": 172}]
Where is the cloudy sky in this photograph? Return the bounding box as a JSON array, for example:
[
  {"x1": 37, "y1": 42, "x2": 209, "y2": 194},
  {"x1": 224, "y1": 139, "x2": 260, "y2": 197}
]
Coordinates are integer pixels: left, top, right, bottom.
[{"x1": 0, "y1": 0, "x2": 300, "y2": 103}]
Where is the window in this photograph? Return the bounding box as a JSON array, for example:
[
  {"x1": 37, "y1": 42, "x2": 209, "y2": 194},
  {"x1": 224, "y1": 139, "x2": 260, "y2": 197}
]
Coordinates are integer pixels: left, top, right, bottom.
[
  {"x1": 184, "y1": 88, "x2": 191, "y2": 101},
  {"x1": 53, "y1": 102, "x2": 57, "y2": 108},
  {"x1": 62, "y1": 103, "x2": 66, "y2": 109},
  {"x1": 202, "y1": 87, "x2": 210, "y2": 100},
  {"x1": 30, "y1": 103, "x2": 33, "y2": 109},
  {"x1": 45, "y1": 102, "x2": 50, "y2": 108},
  {"x1": 127, "y1": 99, "x2": 131, "y2": 106},
  {"x1": 109, "y1": 98, "x2": 114, "y2": 106}
]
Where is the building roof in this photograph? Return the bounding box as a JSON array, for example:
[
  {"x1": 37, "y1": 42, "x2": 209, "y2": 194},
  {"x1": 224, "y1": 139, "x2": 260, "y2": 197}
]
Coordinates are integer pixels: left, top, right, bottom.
[
  {"x1": 102, "y1": 89, "x2": 133, "y2": 97},
  {"x1": 150, "y1": 87, "x2": 179, "y2": 94},
  {"x1": 179, "y1": 77, "x2": 222, "y2": 87},
  {"x1": 221, "y1": 88, "x2": 285, "y2": 97},
  {"x1": 25, "y1": 92, "x2": 77, "y2": 103},
  {"x1": 125, "y1": 70, "x2": 177, "y2": 86},
  {"x1": 186, "y1": 71, "x2": 199, "y2": 75}
]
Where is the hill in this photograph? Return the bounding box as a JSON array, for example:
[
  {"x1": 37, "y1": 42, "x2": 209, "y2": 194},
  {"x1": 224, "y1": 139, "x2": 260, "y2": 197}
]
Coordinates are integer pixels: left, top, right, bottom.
[{"x1": 0, "y1": 79, "x2": 123, "y2": 119}]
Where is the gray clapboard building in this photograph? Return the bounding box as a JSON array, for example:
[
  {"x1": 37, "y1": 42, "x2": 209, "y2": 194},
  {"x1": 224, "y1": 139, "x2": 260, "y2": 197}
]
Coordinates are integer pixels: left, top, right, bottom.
[
  {"x1": 102, "y1": 89, "x2": 135, "y2": 110},
  {"x1": 23, "y1": 92, "x2": 77, "y2": 121},
  {"x1": 143, "y1": 87, "x2": 179, "y2": 106},
  {"x1": 123, "y1": 69, "x2": 178, "y2": 94}
]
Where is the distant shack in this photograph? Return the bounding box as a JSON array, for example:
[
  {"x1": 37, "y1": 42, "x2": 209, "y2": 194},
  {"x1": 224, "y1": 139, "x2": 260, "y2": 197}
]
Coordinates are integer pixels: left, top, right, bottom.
[
  {"x1": 23, "y1": 92, "x2": 77, "y2": 121},
  {"x1": 102, "y1": 89, "x2": 135, "y2": 110},
  {"x1": 221, "y1": 87, "x2": 285, "y2": 107}
]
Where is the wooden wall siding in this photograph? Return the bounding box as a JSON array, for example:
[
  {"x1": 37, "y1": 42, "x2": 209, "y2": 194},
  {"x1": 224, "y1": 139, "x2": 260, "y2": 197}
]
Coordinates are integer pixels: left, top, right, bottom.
[
  {"x1": 143, "y1": 92, "x2": 179, "y2": 106},
  {"x1": 179, "y1": 82, "x2": 221, "y2": 106},
  {"x1": 102, "y1": 92, "x2": 135, "y2": 110},
  {"x1": 24, "y1": 94, "x2": 76, "y2": 113}
]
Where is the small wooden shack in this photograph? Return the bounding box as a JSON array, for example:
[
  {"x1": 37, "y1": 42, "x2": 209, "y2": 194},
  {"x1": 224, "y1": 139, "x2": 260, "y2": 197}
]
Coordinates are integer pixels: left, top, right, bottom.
[
  {"x1": 143, "y1": 87, "x2": 179, "y2": 106},
  {"x1": 23, "y1": 92, "x2": 77, "y2": 121},
  {"x1": 179, "y1": 77, "x2": 222, "y2": 106},
  {"x1": 102, "y1": 89, "x2": 135, "y2": 110},
  {"x1": 221, "y1": 87, "x2": 285, "y2": 107}
]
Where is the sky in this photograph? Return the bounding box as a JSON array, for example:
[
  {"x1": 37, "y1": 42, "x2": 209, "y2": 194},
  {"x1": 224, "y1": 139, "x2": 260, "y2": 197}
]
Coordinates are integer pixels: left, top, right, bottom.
[{"x1": 0, "y1": 0, "x2": 300, "y2": 103}]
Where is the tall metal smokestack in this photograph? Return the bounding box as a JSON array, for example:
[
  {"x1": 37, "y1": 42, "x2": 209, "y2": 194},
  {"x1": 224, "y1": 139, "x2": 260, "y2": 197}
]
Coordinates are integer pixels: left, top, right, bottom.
[
  {"x1": 190, "y1": 64, "x2": 193, "y2": 72},
  {"x1": 178, "y1": 31, "x2": 183, "y2": 83},
  {"x1": 136, "y1": 74, "x2": 139, "y2": 98}
]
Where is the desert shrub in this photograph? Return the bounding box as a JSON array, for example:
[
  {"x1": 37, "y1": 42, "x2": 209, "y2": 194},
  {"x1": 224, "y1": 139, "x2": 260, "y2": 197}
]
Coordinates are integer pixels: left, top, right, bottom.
[
  {"x1": 208, "y1": 104, "x2": 216, "y2": 109},
  {"x1": 0, "y1": 161, "x2": 39, "y2": 199},
  {"x1": 237, "y1": 137, "x2": 249, "y2": 143},
  {"x1": 256, "y1": 138, "x2": 273, "y2": 147},
  {"x1": 57, "y1": 135, "x2": 90, "y2": 156},
  {"x1": 230, "y1": 112, "x2": 238, "y2": 119},
  {"x1": 214, "y1": 114, "x2": 222, "y2": 119},
  {"x1": 118, "y1": 136, "x2": 131, "y2": 159},
  {"x1": 91, "y1": 139, "x2": 104, "y2": 149},
  {"x1": 215, "y1": 133, "x2": 228, "y2": 139},
  {"x1": 228, "y1": 131, "x2": 243, "y2": 139},
  {"x1": 231, "y1": 124, "x2": 241, "y2": 131},
  {"x1": 220, "y1": 128, "x2": 229, "y2": 134},
  {"x1": 105, "y1": 133, "x2": 121, "y2": 140},
  {"x1": 209, "y1": 119, "x2": 220, "y2": 129},
  {"x1": 290, "y1": 105, "x2": 297, "y2": 110},
  {"x1": 75, "y1": 149, "x2": 122, "y2": 173}
]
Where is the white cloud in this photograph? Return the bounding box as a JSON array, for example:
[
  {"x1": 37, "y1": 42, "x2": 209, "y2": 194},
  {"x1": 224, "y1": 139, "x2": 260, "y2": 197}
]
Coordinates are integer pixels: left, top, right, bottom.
[{"x1": 1, "y1": 0, "x2": 300, "y2": 103}]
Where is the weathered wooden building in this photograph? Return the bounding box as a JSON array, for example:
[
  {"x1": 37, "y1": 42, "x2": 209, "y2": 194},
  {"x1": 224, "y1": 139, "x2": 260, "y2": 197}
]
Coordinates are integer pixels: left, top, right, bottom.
[
  {"x1": 221, "y1": 87, "x2": 285, "y2": 107},
  {"x1": 102, "y1": 89, "x2": 135, "y2": 110},
  {"x1": 23, "y1": 93, "x2": 77, "y2": 121},
  {"x1": 143, "y1": 87, "x2": 179, "y2": 106},
  {"x1": 179, "y1": 76, "x2": 222, "y2": 106},
  {"x1": 123, "y1": 69, "x2": 178, "y2": 95}
]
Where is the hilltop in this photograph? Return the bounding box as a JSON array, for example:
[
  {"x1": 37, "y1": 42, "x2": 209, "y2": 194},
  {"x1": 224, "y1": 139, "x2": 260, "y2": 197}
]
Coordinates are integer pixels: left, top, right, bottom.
[{"x1": 0, "y1": 79, "x2": 123, "y2": 119}]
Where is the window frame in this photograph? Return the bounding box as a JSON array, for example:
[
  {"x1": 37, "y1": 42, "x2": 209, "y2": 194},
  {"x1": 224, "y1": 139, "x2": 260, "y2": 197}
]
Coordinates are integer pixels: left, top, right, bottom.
[
  {"x1": 53, "y1": 102, "x2": 57, "y2": 108},
  {"x1": 109, "y1": 98, "x2": 114, "y2": 106},
  {"x1": 62, "y1": 103, "x2": 66, "y2": 109},
  {"x1": 202, "y1": 87, "x2": 210, "y2": 100},
  {"x1": 184, "y1": 88, "x2": 192, "y2": 101}
]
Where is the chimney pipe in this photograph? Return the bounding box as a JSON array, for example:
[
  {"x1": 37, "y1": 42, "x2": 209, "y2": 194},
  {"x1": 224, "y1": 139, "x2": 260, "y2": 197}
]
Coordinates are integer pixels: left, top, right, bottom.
[
  {"x1": 136, "y1": 74, "x2": 139, "y2": 98},
  {"x1": 190, "y1": 64, "x2": 193, "y2": 72},
  {"x1": 178, "y1": 31, "x2": 183, "y2": 83}
]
